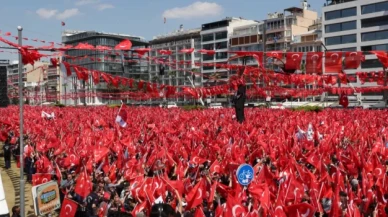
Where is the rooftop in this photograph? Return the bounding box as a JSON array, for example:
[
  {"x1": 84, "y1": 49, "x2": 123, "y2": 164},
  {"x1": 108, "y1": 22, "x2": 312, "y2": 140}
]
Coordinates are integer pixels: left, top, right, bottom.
[{"x1": 62, "y1": 30, "x2": 147, "y2": 43}]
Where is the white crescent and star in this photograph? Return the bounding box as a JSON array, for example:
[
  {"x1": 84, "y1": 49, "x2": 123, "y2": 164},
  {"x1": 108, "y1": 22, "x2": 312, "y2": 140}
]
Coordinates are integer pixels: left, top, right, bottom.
[
  {"x1": 232, "y1": 205, "x2": 244, "y2": 217},
  {"x1": 330, "y1": 53, "x2": 339, "y2": 63},
  {"x1": 196, "y1": 189, "x2": 202, "y2": 200},
  {"x1": 301, "y1": 209, "x2": 310, "y2": 217},
  {"x1": 311, "y1": 54, "x2": 320, "y2": 62},
  {"x1": 64, "y1": 204, "x2": 72, "y2": 215}
]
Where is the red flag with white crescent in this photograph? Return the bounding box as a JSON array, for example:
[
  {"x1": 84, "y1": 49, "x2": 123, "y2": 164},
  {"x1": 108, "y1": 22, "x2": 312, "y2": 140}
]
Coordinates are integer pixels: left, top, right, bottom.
[{"x1": 59, "y1": 198, "x2": 78, "y2": 217}]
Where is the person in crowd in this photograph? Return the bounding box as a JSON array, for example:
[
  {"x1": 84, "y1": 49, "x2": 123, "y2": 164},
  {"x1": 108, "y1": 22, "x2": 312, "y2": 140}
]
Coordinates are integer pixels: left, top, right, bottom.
[
  {"x1": 11, "y1": 206, "x2": 20, "y2": 217},
  {"x1": 86, "y1": 184, "x2": 101, "y2": 217},
  {"x1": 3, "y1": 135, "x2": 11, "y2": 169}
]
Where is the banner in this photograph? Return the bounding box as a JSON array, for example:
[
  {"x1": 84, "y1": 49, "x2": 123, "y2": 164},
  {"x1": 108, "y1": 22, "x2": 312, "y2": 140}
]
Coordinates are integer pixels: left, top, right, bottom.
[{"x1": 31, "y1": 181, "x2": 61, "y2": 216}]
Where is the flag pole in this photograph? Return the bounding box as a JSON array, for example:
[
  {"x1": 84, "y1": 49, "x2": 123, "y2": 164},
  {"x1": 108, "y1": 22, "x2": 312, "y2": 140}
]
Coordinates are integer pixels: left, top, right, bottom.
[{"x1": 17, "y1": 25, "x2": 26, "y2": 217}]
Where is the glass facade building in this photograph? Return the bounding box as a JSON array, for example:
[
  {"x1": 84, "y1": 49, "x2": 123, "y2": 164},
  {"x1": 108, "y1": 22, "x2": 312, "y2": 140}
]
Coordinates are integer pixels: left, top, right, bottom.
[{"x1": 62, "y1": 30, "x2": 149, "y2": 104}]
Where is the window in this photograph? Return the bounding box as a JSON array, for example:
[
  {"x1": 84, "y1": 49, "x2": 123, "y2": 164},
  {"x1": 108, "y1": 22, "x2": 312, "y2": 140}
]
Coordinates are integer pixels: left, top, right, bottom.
[
  {"x1": 216, "y1": 52, "x2": 228, "y2": 60},
  {"x1": 215, "y1": 31, "x2": 227, "y2": 40},
  {"x1": 202, "y1": 43, "x2": 214, "y2": 50},
  {"x1": 362, "y1": 30, "x2": 388, "y2": 42},
  {"x1": 361, "y1": 1, "x2": 388, "y2": 14},
  {"x1": 202, "y1": 65, "x2": 214, "y2": 70},
  {"x1": 325, "y1": 21, "x2": 356, "y2": 33},
  {"x1": 202, "y1": 34, "x2": 214, "y2": 42},
  {"x1": 361, "y1": 59, "x2": 383, "y2": 69},
  {"x1": 362, "y1": 43, "x2": 388, "y2": 52},
  {"x1": 302, "y1": 47, "x2": 305, "y2": 52},
  {"x1": 341, "y1": 47, "x2": 357, "y2": 52},
  {"x1": 361, "y1": 15, "x2": 388, "y2": 28},
  {"x1": 325, "y1": 7, "x2": 356, "y2": 20},
  {"x1": 325, "y1": 34, "x2": 356, "y2": 45},
  {"x1": 216, "y1": 41, "x2": 227, "y2": 49},
  {"x1": 203, "y1": 55, "x2": 214, "y2": 61}
]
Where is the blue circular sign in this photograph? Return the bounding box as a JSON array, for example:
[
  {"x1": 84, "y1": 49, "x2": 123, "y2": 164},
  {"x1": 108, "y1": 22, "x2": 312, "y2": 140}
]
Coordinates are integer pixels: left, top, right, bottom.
[{"x1": 236, "y1": 164, "x2": 254, "y2": 186}]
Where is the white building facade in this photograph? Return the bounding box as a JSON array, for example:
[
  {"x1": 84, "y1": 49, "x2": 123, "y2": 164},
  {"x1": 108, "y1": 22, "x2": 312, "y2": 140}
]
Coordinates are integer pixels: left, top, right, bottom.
[{"x1": 322, "y1": 0, "x2": 388, "y2": 103}]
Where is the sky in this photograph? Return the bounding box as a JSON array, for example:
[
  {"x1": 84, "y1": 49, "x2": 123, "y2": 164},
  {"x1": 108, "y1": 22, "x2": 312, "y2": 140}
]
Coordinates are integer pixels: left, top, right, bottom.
[{"x1": 0, "y1": 0, "x2": 324, "y2": 61}]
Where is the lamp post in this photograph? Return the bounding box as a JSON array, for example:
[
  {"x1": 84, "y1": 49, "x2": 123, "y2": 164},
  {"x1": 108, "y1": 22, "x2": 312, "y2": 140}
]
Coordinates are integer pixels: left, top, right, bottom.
[{"x1": 17, "y1": 25, "x2": 25, "y2": 217}]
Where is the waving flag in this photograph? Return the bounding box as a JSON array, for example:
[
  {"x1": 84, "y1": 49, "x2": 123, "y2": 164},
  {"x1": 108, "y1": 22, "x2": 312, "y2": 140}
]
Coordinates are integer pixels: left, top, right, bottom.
[{"x1": 116, "y1": 102, "x2": 128, "y2": 128}]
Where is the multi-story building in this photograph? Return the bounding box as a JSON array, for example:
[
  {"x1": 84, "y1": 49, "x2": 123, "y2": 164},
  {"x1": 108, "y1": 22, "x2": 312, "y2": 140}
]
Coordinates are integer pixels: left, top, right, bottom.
[
  {"x1": 7, "y1": 61, "x2": 49, "y2": 105},
  {"x1": 264, "y1": 0, "x2": 318, "y2": 52},
  {"x1": 149, "y1": 26, "x2": 202, "y2": 88},
  {"x1": 62, "y1": 30, "x2": 149, "y2": 105},
  {"x1": 46, "y1": 57, "x2": 66, "y2": 104},
  {"x1": 200, "y1": 17, "x2": 258, "y2": 88},
  {"x1": 0, "y1": 60, "x2": 10, "y2": 107},
  {"x1": 322, "y1": 0, "x2": 388, "y2": 104}
]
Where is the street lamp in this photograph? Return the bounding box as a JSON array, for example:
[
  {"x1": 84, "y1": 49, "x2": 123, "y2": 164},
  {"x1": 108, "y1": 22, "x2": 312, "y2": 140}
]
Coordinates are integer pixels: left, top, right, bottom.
[{"x1": 17, "y1": 25, "x2": 26, "y2": 217}]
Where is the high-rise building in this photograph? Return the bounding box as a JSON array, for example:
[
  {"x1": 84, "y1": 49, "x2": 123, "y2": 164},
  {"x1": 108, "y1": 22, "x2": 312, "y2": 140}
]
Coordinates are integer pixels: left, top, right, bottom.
[
  {"x1": 149, "y1": 26, "x2": 201, "y2": 89},
  {"x1": 62, "y1": 30, "x2": 149, "y2": 105},
  {"x1": 322, "y1": 0, "x2": 388, "y2": 103}
]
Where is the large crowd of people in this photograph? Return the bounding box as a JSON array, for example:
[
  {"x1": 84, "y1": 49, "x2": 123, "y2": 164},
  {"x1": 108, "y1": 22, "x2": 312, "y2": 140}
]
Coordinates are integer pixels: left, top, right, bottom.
[{"x1": 1, "y1": 106, "x2": 387, "y2": 217}]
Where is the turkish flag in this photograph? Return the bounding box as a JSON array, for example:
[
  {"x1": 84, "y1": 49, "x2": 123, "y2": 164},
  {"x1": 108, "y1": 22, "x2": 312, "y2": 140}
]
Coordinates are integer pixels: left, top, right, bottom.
[
  {"x1": 287, "y1": 203, "x2": 316, "y2": 217},
  {"x1": 74, "y1": 170, "x2": 91, "y2": 198},
  {"x1": 32, "y1": 173, "x2": 52, "y2": 186},
  {"x1": 339, "y1": 94, "x2": 349, "y2": 108},
  {"x1": 158, "y1": 50, "x2": 172, "y2": 55},
  {"x1": 61, "y1": 21, "x2": 66, "y2": 27},
  {"x1": 185, "y1": 179, "x2": 205, "y2": 209},
  {"x1": 73, "y1": 66, "x2": 84, "y2": 80},
  {"x1": 134, "y1": 48, "x2": 151, "y2": 56},
  {"x1": 101, "y1": 73, "x2": 112, "y2": 84},
  {"x1": 285, "y1": 52, "x2": 303, "y2": 70},
  {"x1": 180, "y1": 48, "x2": 195, "y2": 54},
  {"x1": 325, "y1": 51, "x2": 342, "y2": 73},
  {"x1": 266, "y1": 51, "x2": 283, "y2": 59},
  {"x1": 50, "y1": 58, "x2": 58, "y2": 67},
  {"x1": 306, "y1": 52, "x2": 323, "y2": 74},
  {"x1": 198, "y1": 49, "x2": 215, "y2": 55},
  {"x1": 115, "y1": 39, "x2": 132, "y2": 50},
  {"x1": 371, "y1": 51, "x2": 388, "y2": 68},
  {"x1": 62, "y1": 62, "x2": 72, "y2": 77},
  {"x1": 91, "y1": 70, "x2": 100, "y2": 84},
  {"x1": 344, "y1": 51, "x2": 364, "y2": 69},
  {"x1": 59, "y1": 198, "x2": 78, "y2": 217}
]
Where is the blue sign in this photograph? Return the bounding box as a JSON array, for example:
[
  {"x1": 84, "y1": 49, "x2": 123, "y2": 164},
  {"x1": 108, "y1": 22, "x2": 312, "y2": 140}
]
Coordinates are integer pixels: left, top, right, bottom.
[{"x1": 236, "y1": 164, "x2": 254, "y2": 186}]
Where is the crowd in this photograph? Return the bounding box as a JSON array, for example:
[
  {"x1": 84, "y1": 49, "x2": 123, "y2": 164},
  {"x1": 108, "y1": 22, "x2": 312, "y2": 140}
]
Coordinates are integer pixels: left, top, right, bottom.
[{"x1": 1, "y1": 106, "x2": 388, "y2": 217}]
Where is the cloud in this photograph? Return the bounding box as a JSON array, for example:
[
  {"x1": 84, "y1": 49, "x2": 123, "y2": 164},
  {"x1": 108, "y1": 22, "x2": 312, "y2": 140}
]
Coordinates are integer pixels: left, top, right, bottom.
[
  {"x1": 75, "y1": 0, "x2": 99, "y2": 6},
  {"x1": 56, "y1": 8, "x2": 80, "y2": 20},
  {"x1": 97, "y1": 4, "x2": 114, "y2": 11},
  {"x1": 162, "y1": 2, "x2": 223, "y2": 19},
  {"x1": 36, "y1": 8, "x2": 58, "y2": 19}
]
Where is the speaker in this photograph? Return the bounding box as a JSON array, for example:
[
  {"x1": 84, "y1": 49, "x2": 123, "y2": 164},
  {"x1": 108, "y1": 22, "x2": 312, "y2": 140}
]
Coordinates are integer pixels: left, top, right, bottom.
[{"x1": 0, "y1": 66, "x2": 9, "y2": 107}]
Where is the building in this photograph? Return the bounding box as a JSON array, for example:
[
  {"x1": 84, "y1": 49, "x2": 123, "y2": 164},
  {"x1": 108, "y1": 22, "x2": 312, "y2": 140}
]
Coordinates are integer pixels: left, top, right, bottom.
[
  {"x1": 149, "y1": 26, "x2": 202, "y2": 89},
  {"x1": 46, "y1": 57, "x2": 66, "y2": 104},
  {"x1": 0, "y1": 60, "x2": 10, "y2": 107},
  {"x1": 201, "y1": 17, "x2": 258, "y2": 88},
  {"x1": 7, "y1": 61, "x2": 49, "y2": 105},
  {"x1": 62, "y1": 30, "x2": 149, "y2": 105},
  {"x1": 322, "y1": 0, "x2": 388, "y2": 104},
  {"x1": 264, "y1": 0, "x2": 319, "y2": 52}
]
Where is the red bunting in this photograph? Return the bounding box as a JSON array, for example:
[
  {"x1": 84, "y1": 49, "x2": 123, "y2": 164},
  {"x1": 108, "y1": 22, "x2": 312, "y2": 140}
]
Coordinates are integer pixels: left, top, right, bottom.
[{"x1": 180, "y1": 48, "x2": 194, "y2": 54}]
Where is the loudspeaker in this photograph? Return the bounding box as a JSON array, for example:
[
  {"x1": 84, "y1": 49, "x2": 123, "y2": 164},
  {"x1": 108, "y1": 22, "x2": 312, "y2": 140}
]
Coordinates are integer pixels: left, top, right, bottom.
[{"x1": 0, "y1": 66, "x2": 9, "y2": 107}]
